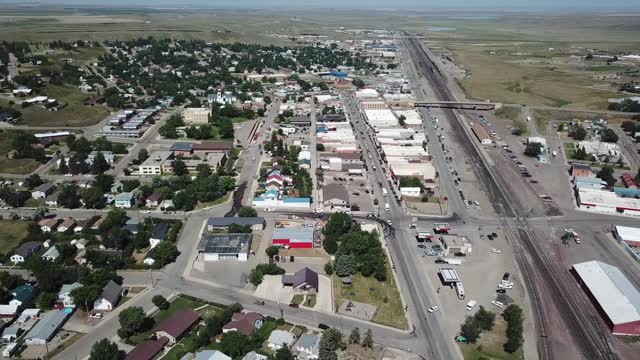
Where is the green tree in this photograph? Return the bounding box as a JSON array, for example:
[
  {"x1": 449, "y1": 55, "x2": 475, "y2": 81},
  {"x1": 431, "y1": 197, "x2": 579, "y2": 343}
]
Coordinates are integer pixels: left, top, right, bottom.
[
  {"x1": 460, "y1": 316, "x2": 481, "y2": 343},
  {"x1": 573, "y1": 125, "x2": 587, "y2": 140},
  {"x1": 172, "y1": 158, "x2": 188, "y2": 176},
  {"x1": 82, "y1": 187, "x2": 105, "y2": 209},
  {"x1": 35, "y1": 292, "x2": 57, "y2": 309},
  {"x1": 335, "y1": 254, "x2": 357, "y2": 276},
  {"x1": 524, "y1": 142, "x2": 543, "y2": 157},
  {"x1": 58, "y1": 155, "x2": 69, "y2": 174},
  {"x1": 25, "y1": 173, "x2": 44, "y2": 189},
  {"x1": 274, "y1": 345, "x2": 295, "y2": 360},
  {"x1": 266, "y1": 245, "x2": 280, "y2": 259},
  {"x1": 238, "y1": 206, "x2": 257, "y2": 217},
  {"x1": 601, "y1": 128, "x2": 619, "y2": 143},
  {"x1": 502, "y1": 304, "x2": 524, "y2": 353},
  {"x1": 324, "y1": 261, "x2": 334, "y2": 275},
  {"x1": 93, "y1": 174, "x2": 115, "y2": 193},
  {"x1": 137, "y1": 148, "x2": 149, "y2": 163},
  {"x1": 58, "y1": 183, "x2": 81, "y2": 208},
  {"x1": 71, "y1": 285, "x2": 101, "y2": 312},
  {"x1": 118, "y1": 307, "x2": 146, "y2": 338},
  {"x1": 473, "y1": 306, "x2": 496, "y2": 331},
  {"x1": 597, "y1": 166, "x2": 616, "y2": 187},
  {"x1": 152, "y1": 295, "x2": 170, "y2": 310},
  {"x1": 219, "y1": 331, "x2": 252, "y2": 358},
  {"x1": 362, "y1": 329, "x2": 373, "y2": 348},
  {"x1": 349, "y1": 327, "x2": 361, "y2": 344},
  {"x1": 153, "y1": 241, "x2": 179, "y2": 266},
  {"x1": 89, "y1": 338, "x2": 125, "y2": 360}
]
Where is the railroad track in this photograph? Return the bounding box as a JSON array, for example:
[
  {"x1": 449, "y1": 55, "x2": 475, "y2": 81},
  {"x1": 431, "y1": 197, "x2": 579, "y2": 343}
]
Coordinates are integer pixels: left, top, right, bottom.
[{"x1": 404, "y1": 34, "x2": 617, "y2": 360}]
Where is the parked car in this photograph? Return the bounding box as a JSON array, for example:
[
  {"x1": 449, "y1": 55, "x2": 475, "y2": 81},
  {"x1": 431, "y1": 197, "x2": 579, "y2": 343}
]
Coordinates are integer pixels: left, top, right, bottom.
[
  {"x1": 288, "y1": 303, "x2": 299, "y2": 308},
  {"x1": 90, "y1": 313, "x2": 103, "y2": 319},
  {"x1": 428, "y1": 306, "x2": 439, "y2": 313},
  {"x1": 491, "y1": 301, "x2": 504, "y2": 308}
]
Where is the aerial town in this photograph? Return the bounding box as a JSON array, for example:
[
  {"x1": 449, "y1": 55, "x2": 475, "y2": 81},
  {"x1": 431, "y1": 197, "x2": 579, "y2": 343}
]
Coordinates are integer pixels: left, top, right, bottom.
[{"x1": 0, "y1": 2, "x2": 639, "y2": 360}]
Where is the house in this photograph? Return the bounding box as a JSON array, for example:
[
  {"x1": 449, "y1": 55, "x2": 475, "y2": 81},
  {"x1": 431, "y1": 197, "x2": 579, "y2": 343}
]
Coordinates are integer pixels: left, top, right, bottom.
[
  {"x1": 74, "y1": 238, "x2": 89, "y2": 250},
  {"x1": 24, "y1": 310, "x2": 68, "y2": 344},
  {"x1": 91, "y1": 217, "x2": 104, "y2": 230},
  {"x1": 150, "y1": 223, "x2": 170, "y2": 249},
  {"x1": 45, "y1": 194, "x2": 58, "y2": 207},
  {"x1": 57, "y1": 218, "x2": 76, "y2": 232},
  {"x1": 153, "y1": 308, "x2": 200, "y2": 345},
  {"x1": 75, "y1": 249, "x2": 87, "y2": 265},
  {"x1": 146, "y1": 192, "x2": 161, "y2": 208},
  {"x1": 17, "y1": 308, "x2": 41, "y2": 324},
  {"x1": 11, "y1": 242, "x2": 42, "y2": 263},
  {"x1": 242, "y1": 352, "x2": 268, "y2": 360},
  {"x1": 322, "y1": 183, "x2": 349, "y2": 209},
  {"x1": 74, "y1": 218, "x2": 93, "y2": 233},
  {"x1": 143, "y1": 257, "x2": 155, "y2": 266},
  {"x1": 114, "y1": 192, "x2": 134, "y2": 208},
  {"x1": 38, "y1": 218, "x2": 59, "y2": 232},
  {"x1": 267, "y1": 330, "x2": 295, "y2": 350},
  {"x1": 181, "y1": 350, "x2": 232, "y2": 360},
  {"x1": 87, "y1": 151, "x2": 115, "y2": 165},
  {"x1": 57, "y1": 282, "x2": 83, "y2": 308},
  {"x1": 41, "y1": 246, "x2": 60, "y2": 262},
  {"x1": 222, "y1": 312, "x2": 264, "y2": 335},
  {"x1": 282, "y1": 267, "x2": 319, "y2": 292},
  {"x1": 126, "y1": 337, "x2": 169, "y2": 360},
  {"x1": 159, "y1": 199, "x2": 174, "y2": 210},
  {"x1": 10, "y1": 284, "x2": 38, "y2": 307},
  {"x1": 93, "y1": 280, "x2": 122, "y2": 311},
  {"x1": 296, "y1": 333, "x2": 320, "y2": 359},
  {"x1": 32, "y1": 183, "x2": 55, "y2": 199},
  {"x1": 2, "y1": 326, "x2": 21, "y2": 344},
  {"x1": 0, "y1": 305, "x2": 18, "y2": 319},
  {"x1": 123, "y1": 219, "x2": 139, "y2": 234}
]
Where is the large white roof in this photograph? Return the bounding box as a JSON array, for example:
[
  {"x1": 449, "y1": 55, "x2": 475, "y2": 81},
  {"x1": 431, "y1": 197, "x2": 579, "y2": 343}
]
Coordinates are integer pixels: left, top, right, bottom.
[
  {"x1": 615, "y1": 225, "x2": 640, "y2": 243},
  {"x1": 572, "y1": 260, "x2": 640, "y2": 325}
]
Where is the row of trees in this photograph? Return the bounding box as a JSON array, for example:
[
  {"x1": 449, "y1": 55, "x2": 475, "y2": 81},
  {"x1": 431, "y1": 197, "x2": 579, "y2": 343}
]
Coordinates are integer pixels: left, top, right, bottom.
[{"x1": 460, "y1": 306, "x2": 496, "y2": 343}]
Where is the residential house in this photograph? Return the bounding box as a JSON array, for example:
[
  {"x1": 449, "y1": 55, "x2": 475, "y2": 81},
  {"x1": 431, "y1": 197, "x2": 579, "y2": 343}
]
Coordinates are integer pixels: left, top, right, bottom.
[
  {"x1": 11, "y1": 242, "x2": 42, "y2": 263},
  {"x1": 126, "y1": 337, "x2": 169, "y2": 360},
  {"x1": 17, "y1": 309, "x2": 41, "y2": 324},
  {"x1": 57, "y1": 282, "x2": 83, "y2": 308},
  {"x1": 146, "y1": 193, "x2": 161, "y2": 208},
  {"x1": 123, "y1": 219, "x2": 139, "y2": 234},
  {"x1": 149, "y1": 223, "x2": 170, "y2": 249},
  {"x1": 153, "y1": 308, "x2": 200, "y2": 345},
  {"x1": 242, "y1": 352, "x2": 268, "y2": 360},
  {"x1": 74, "y1": 238, "x2": 89, "y2": 250},
  {"x1": 41, "y1": 246, "x2": 60, "y2": 262},
  {"x1": 87, "y1": 151, "x2": 115, "y2": 165},
  {"x1": 32, "y1": 183, "x2": 55, "y2": 199},
  {"x1": 74, "y1": 218, "x2": 93, "y2": 233},
  {"x1": 296, "y1": 333, "x2": 320, "y2": 359},
  {"x1": 38, "y1": 218, "x2": 59, "y2": 232},
  {"x1": 57, "y1": 218, "x2": 76, "y2": 232},
  {"x1": 181, "y1": 350, "x2": 232, "y2": 360},
  {"x1": 24, "y1": 310, "x2": 68, "y2": 345},
  {"x1": 93, "y1": 280, "x2": 122, "y2": 311},
  {"x1": 45, "y1": 194, "x2": 58, "y2": 207},
  {"x1": 75, "y1": 249, "x2": 87, "y2": 265},
  {"x1": 10, "y1": 284, "x2": 38, "y2": 307},
  {"x1": 222, "y1": 312, "x2": 264, "y2": 335},
  {"x1": 0, "y1": 305, "x2": 18, "y2": 319},
  {"x1": 114, "y1": 192, "x2": 134, "y2": 208},
  {"x1": 282, "y1": 267, "x2": 319, "y2": 293},
  {"x1": 267, "y1": 330, "x2": 295, "y2": 350},
  {"x1": 91, "y1": 217, "x2": 104, "y2": 230}
]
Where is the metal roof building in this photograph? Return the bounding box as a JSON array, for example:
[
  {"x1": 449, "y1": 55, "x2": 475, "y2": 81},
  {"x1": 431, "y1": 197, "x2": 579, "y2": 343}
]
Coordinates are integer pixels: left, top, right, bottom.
[
  {"x1": 439, "y1": 268, "x2": 460, "y2": 284},
  {"x1": 25, "y1": 310, "x2": 68, "y2": 344},
  {"x1": 272, "y1": 227, "x2": 314, "y2": 249},
  {"x1": 207, "y1": 217, "x2": 265, "y2": 231},
  {"x1": 197, "y1": 233, "x2": 252, "y2": 261},
  {"x1": 614, "y1": 225, "x2": 640, "y2": 247},
  {"x1": 572, "y1": 260, "x2": 640, "y2": 335}
]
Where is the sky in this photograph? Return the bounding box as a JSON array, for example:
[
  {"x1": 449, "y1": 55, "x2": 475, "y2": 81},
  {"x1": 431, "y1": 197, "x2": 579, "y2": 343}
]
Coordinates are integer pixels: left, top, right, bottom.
[{"x1": 1, "y1": 0, "x2": 637, "y2": 12}]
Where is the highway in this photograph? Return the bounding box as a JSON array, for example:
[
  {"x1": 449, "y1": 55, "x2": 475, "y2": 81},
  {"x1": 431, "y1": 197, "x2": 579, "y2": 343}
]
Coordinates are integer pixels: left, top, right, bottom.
[
  {"x1": 403, "y1": 34, "x2": 618, "y2": 360},
  {"x1": 343, "y1": 92, "x2": 462, "y2": 360}
]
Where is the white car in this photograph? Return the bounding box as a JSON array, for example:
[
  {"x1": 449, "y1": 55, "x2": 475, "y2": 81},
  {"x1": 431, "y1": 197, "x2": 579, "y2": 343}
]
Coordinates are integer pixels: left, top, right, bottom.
[
  {"x1": 140, "y1": 210, "x2": 151, "y2": 214},
  {"x1": 498, "y1": 283, "x2": 514, "y2": 289},
  {"x1": 89, "y1": 313, "x2": 103, "y2": 319},
  {"x1": 264, "y1": 207, "x2": 275, "y2": 212},
  {"x1": 490, "y1": 248, "x2": 501, "y2": 254},
  {"x1": 387, "y1": 220, "x2": 393, "y2": 226},
  {"x1": 491, "y1": 301, "x2": 504, "y2": 308},
  {"x1": 428, "y1": 306, "x2": 439, "y2": 313}
]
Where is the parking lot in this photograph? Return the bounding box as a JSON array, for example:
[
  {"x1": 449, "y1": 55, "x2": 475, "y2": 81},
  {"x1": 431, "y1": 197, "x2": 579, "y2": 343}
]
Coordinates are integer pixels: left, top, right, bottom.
[{"x1": 321, "y1": 170, "x2": 376, "y2": 215}]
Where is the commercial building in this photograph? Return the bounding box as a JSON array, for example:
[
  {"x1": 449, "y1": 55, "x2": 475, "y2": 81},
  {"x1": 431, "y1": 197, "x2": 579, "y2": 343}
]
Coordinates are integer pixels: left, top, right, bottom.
[
  {"x1": 393, "y1": 109, "x2": 422, "y2": 127},
  {"x1": 572, "y1": 260, "x2": 640, "y2": 335},
  {"x1": 354, "y1": 89, "x2": 379, "y2": 99},
  {"x1": 197, "y1": 233, "x2": 252, "y2": 261},
  {"x1": 439, "y1": 267, "x2": 461, "y2": 284},
  {"x1": 471, "y1": 123, "x2": 492, "y2": 145},
  {"x1": 272, "y1": 227, "x2": 314, "y2": 249},
  {"x1": 207, "y1": 217, "x2": 265, "y2": 231},
  {"x1": 139, "y1": 151, "x2": 173, "y2": 175},
  {"x1": 571, "y1": 163, "x2": 594, "y2": 178},
  {"x1": 183, "y1": 107, "x2": 211, "y2": 125},
  {"x1": 576, "y1": 187, "x2": 640, "y2": 216},
  {"x1": 614, "y1": 225, "x2": 640, "y2": 247},
  {"x1": 363, "y1": 109, "x2": 398, "y2": 127},
  {"x1": 400, "y1": 187, "x2": 421, "y2": 198},
  {"x1": 527, "y1": 136, "x2": 547, "y2": 152},
  {"x1": 439, "y1": 234, "x2": 472, "y2": 255},
  {"x1": 360, "y1": 101, "x2": 387, "y2": 110}
]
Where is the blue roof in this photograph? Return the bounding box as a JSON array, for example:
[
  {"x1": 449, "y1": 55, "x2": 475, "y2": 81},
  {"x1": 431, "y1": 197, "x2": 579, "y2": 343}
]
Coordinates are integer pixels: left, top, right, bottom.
[
  {"x1": 263, "y1": 189, "x2": 279, "y2": 198},
  {"x1": 170, "y1": 142, "x2": 194, "y2": 152},
  {"x1": 283, "y1": 197, "x2": 310, "y2": 203}
]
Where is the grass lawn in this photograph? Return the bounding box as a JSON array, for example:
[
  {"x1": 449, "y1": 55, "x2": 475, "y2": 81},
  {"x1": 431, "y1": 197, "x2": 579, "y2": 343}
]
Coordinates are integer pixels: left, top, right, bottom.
[
  {"x1": 0, "y1": 131, "x2": 42, "y2": 174},
  {"x1": 303, "y1": 294, "x2": 316, "y2": 308},
  {"x1": 460, "y1": 317, "x2": 524, "y2": 360},
  {"x1": 291, "y1": 294, "x2": 304, "y2": 305},
  {"x1": 162, "y1": 325, "x2": 207, "y2": 360},
  {"x1": 494, "y1": 106, "x2": 528, "y2": 135},
  {"x1": 333, "y1": 260, "x2": 407, "y2": 329},
  {"x1": 535, "y1": 116, "x2": 547, "y2": 133},
  {"x1": 0, "y1": 220, "x2": 30, "y2": 256},
  {"x1": 563, "y1": 142, "x2": 576, "y2": 158},
  {"x1": 3, "y1": 84, "x2": 108, "y2": 127},
  {"x1": 194, "y1": 191, "x2": 231, "y2": 210}
]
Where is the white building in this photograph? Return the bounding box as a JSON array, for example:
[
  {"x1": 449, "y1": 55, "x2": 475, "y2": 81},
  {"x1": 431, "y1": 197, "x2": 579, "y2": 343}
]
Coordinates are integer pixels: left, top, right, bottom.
[
  {"x1": 183, "y1": 107, "x2": 210, "y2": 125},
  {"x1": 400, "y1": 187, "x2": 421, "y2": 198},
  {"x1": 363, "y1": 109, "x2": 399, "y2": 127},
  {"x1": 576, "y1": 187, "x2": 640, "y2": 216},
  {"x1": 267, "y1": 330, "x2": 295, "y2": 350}
]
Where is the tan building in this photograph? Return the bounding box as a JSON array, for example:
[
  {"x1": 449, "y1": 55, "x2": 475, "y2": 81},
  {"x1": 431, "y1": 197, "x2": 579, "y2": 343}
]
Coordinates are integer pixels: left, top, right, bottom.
[
  {"x1": 360, "y1": 101, "x2": 387, "y2": 110},
  {"x1": 183, "y1": 107, "x2": 210, "y2": 125}
]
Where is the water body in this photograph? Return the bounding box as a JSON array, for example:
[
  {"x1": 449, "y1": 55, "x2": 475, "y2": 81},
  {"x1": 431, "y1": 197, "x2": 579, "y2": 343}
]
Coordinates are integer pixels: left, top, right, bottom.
[{"x1": 428, "y1": 27, "x2": 457, "y2": 32}]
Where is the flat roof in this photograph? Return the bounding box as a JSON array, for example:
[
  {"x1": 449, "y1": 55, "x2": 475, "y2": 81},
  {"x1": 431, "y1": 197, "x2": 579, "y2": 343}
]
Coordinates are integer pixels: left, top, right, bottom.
[
  {"x1": 573, "y1": 260, "x2": 640, "y2": 325},
  {"x1": 439, "y1": 268, "x2": 460, "y2": 282},
  {"x1": 207, "y1": 217, "x2": 265, "y2": 227},
  {"x1": 615, "y1": 225, "x2": 640, "y2": 243},
  {"x1": 197, "y1": 233, "x2": 252, "y2": 255},
  {"x1": 273, "y1": 227, "x2": 314, "y2": 242}
]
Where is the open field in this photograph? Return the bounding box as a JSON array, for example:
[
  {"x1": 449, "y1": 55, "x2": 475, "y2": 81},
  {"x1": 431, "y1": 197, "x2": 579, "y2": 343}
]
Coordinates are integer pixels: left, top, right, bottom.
[
  {"x1": 0, "y1": 131, "x2": 42, "y2": 174},
  {"x1": 0, "y1": 220, "x2": 30, "y2": 256},
  {"x1": 494, "y1": 106, "x2": 527, "y2": 134},
  {"x1": 460, "y1": 316, "x2": 524, "y2": 360},
  {"x1": 333, "y1": 260, "x2": 407, "y2": 329},
  {"x1": 532, "y1": 109, "x2": 634, "y2": 125}
]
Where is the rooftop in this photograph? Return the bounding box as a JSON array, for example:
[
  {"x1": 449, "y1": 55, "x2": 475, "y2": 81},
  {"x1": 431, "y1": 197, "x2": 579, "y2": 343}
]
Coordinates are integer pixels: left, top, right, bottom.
[
  {"x1": 207, "y1": 217, "x2": 265, "y2": 227},
  {"x1": 25, "y1": 310, "x2": 67, "y2": 341},
  {"x1": 615, "y1": 225, "x2": 640, "y2": 243},
  {"x1": 197, "y1": 233, "x2": 252, "y2": 255}
]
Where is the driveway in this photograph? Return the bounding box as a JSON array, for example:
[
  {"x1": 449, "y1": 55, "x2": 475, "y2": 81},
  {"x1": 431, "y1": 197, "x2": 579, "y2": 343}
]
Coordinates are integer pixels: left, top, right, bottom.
[{"x1": 315, "y1": 274, "x2": 333, "y2": 312}]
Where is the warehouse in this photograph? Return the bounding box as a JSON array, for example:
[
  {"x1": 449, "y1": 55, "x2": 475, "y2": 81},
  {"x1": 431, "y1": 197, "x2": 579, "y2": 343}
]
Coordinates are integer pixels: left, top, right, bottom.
[
  {"x1": 471, "y1": 123, "x2": 492, "y2": 145},
  {"x1": 272, "y1": 227, "x2": 314, "y2": 249},
  {"x1": 392, "y1": 109, "x2": 422, "y2": 127},
  {"x1": 614, "y1": 225, "x2": 640, "y2": 247},
  {"x1": 207, "y1": 217, "x2": 265, "y2": 231},
  {"x1": 572, "y1": 260, "x2": 640, "y2": 335},
  {"x1": 197, "y1": 233, "x2": 252, "y2": 261},
  {"x1": 576, "y1": 187, "x2": 640, "y2": 216},
  {"x1": 363, "y1": 109, "x2": 399, "y2": 127}
]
